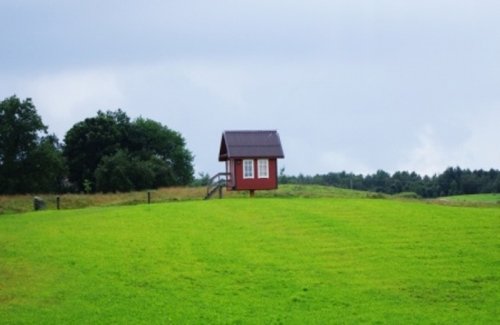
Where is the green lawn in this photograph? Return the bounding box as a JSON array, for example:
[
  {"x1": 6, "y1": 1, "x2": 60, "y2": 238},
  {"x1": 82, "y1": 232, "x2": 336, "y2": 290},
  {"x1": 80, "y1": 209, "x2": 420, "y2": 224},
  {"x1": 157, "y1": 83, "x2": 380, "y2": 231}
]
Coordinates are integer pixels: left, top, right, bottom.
[{"x1": 1, "y1": 198, "x2": 499, "y2": 323}]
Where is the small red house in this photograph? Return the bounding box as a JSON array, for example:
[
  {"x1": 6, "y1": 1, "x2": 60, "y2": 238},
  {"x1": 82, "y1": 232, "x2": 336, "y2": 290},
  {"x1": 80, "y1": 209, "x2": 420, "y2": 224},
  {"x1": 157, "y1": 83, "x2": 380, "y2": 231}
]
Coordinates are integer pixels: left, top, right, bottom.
[{"x1": 219, "y1": 130, "x2": 284, "y2": 192}]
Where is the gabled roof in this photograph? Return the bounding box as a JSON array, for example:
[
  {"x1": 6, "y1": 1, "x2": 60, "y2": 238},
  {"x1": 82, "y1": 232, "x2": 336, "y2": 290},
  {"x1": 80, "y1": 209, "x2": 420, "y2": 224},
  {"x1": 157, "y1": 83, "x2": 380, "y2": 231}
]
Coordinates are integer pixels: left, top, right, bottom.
[{"x1": 219, "y1": 130, "x2": 285, "y2": 161}]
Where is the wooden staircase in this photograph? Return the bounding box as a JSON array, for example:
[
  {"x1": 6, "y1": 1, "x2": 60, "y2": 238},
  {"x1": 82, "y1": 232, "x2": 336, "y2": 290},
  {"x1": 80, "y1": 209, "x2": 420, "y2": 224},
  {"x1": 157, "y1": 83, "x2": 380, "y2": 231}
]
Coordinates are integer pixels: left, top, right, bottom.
[{"x1": 204, "y1": 172, "x2": 230, "y2": 200}]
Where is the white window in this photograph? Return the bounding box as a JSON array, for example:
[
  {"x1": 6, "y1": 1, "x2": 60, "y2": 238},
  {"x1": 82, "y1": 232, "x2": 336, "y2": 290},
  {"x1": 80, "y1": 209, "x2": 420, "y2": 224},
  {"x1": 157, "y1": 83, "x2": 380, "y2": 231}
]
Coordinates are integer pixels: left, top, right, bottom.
[
  {"x1": 243, "y1": 159, "x2": 254, "y2": 179},
  {"x1": 258, "y1": 159, "x2": 269, "y2": 178}
]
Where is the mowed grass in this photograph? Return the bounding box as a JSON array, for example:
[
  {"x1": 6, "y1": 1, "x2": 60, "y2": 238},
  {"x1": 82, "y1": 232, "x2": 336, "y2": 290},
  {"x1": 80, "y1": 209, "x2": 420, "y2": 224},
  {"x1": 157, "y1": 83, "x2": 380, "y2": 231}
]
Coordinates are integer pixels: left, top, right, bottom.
[{"x1": 0, "y1": 198, "x2": 499, "y2": 323}]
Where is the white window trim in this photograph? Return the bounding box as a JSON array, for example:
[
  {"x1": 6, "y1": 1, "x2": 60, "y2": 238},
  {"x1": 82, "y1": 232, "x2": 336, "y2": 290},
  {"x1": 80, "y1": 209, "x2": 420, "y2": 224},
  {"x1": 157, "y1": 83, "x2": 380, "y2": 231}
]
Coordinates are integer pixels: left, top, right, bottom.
[
  {"x1": 243, "y1": 159, "x2": 254, "y2": 179},
  {"x1": 258, "y1": 159, "x2": 269, "y2": 179}
]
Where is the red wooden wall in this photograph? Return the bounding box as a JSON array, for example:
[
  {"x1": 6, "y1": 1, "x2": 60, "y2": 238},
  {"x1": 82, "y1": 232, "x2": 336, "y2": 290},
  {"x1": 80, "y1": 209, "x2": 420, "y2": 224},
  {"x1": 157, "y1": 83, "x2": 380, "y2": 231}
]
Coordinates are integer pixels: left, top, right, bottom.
[{"x1": 226, "y1": 158, "x2": 278, "y2": 191}]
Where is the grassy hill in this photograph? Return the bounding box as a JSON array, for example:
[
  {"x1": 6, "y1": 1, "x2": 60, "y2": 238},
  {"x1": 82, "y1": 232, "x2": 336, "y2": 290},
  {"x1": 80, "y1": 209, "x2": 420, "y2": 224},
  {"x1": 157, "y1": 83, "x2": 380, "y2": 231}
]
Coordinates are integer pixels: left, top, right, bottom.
[
  {"x1": 0, "y1": 187, "x2": 207, "y2": 215},
  {"x1": 1, "y1": 197, "x2": 498, "y2": 323},
  {"x1": 0, "y1": 184, "x2": 375, "y2": 215},
  {"x1": 441, "y1": 193, "x2": 500, "y2": 204}
]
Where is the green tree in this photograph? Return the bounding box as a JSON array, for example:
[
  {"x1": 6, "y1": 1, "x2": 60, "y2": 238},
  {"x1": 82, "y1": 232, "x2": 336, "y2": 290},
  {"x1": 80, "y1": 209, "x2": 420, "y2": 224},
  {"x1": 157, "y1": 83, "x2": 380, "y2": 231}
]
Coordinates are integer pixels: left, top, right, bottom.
[
  {"x1": 192, "y1": 172, "x2": 211, "y2": 186},
  {"x1": 64, "y1": 111, "x2": 194, "y2": 192},
  {"x1": 63, "y1": 110, "x2": 130, "y2": 191},
  {"x1": 129, "y1": 117, "x2": 194, "y2": 186},
  {"x1": 366, "y1": 170, "x2": 392, "y2": 193},
  {"x1": 0, "y1": 96, "x2": 65, "y2": 193},
  {"x1": 94, "y1": 150, "x2": 135, "y2": 192},
  {"x1": 23, "y1": 135, "x2": 67, "y2": 192}
]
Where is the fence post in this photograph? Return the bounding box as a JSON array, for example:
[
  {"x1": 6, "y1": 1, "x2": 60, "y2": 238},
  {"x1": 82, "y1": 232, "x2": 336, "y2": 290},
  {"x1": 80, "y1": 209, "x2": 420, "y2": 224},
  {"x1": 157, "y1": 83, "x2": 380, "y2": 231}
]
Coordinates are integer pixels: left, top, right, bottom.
[
  {"x1": 56, "y1": 196, "x2": 60, "y2": 210},
  {"x1": 147, "y1": 191, "x2": 151, "y2": 204},
  {"x1": 33, "y1": 196, "x2": 46, "y2": 211}
]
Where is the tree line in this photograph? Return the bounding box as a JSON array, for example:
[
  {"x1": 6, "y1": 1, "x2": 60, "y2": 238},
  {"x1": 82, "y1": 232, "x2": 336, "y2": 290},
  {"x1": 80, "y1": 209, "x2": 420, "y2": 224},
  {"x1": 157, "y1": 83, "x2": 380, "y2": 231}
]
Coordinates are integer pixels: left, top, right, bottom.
[
  {"x1": 2, "y1": 95, "x2": 499, "y2": 197},
  {"x1": 279, "y1": 167, "x2": 500, "y2": 198},
  {"x1": 0, "y1": 95, "x2": 194, "y2": 194}
]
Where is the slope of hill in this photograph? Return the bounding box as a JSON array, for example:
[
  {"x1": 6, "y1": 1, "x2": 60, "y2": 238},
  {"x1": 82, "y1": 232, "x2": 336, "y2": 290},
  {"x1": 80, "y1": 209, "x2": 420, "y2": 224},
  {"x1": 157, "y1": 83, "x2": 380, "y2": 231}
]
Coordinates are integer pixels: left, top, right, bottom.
[
  {"x1": 0, "y1": 184, "x2": 375, "y2": 215},
  {"x1": 1, "y1": 198, "x2": 498, "y2": 323},
  {"x1": 441, "y1": 193, "x2": 500, "y2": 204}
]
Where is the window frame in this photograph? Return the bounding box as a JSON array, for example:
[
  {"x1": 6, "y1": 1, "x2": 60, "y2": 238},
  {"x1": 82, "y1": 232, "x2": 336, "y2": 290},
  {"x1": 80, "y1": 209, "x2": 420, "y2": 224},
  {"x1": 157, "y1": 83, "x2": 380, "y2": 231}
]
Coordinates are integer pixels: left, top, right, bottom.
[
  {"x1": 257, "y1": 159, "x2": 269, "y2": 179},
  {"x1": 243, "y1": 159, "x2": 254, "y2": 179}
]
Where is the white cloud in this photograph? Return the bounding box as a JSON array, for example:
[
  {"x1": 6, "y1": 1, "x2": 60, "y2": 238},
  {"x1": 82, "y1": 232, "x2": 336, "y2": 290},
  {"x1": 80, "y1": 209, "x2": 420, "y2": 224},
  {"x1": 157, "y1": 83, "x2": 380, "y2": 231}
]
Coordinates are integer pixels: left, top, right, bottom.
[
  {"x1": 22, "y1": 69, "x2": 124, "y2": 139},
  {"x1": 318, "y1": 151, "x2": 372, "y2": 175},
  {"x1": 400, "y1": 125, "x2": 447, "y2": 176},
  {"x1": 182, "y1": 62, "x2": 251, "y2": 113},
  {"x1": 400, "y1": 107, "x2": 500, "y2": 176},
  {"x1": 456, "y1": 107, "x2": 500, "y2": 170}
]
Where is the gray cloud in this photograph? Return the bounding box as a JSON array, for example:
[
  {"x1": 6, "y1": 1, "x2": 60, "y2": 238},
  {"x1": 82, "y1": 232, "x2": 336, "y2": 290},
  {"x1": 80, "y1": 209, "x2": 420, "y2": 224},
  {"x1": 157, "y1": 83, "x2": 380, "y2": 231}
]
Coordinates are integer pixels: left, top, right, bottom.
[{"x1": 1, "y1": 0, "x2": 499, "y2": 176}]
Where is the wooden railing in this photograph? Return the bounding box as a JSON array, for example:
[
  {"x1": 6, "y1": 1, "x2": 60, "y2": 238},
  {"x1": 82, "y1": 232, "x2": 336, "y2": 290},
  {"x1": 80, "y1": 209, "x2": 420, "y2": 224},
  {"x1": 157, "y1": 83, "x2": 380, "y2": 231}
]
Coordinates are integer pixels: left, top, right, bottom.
[{"x1": 205, "y1": 172, "x2": 230, "y2": 200}]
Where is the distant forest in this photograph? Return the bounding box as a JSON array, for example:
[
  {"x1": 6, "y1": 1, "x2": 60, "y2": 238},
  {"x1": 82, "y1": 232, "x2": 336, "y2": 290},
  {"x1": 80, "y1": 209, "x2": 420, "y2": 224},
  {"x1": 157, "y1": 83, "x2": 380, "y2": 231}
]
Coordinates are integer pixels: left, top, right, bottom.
[{"x1": 279, "y1": 167, "x2": 500, "y2": 198}]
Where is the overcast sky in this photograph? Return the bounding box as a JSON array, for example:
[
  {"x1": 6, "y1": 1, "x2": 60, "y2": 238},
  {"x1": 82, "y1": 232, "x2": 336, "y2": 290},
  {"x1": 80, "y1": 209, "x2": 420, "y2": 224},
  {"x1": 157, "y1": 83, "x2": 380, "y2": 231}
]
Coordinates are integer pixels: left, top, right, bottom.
[{"x1": 1, "y1": 0, "x2": 499, "y2": 176}]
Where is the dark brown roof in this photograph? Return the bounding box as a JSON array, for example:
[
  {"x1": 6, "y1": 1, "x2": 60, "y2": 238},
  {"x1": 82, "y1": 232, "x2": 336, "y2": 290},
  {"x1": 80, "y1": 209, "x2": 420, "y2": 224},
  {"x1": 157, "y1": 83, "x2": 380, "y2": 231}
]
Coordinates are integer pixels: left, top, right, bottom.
[{"x1": 219, "y1": 130, "x2": 285, "y2": 161}]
